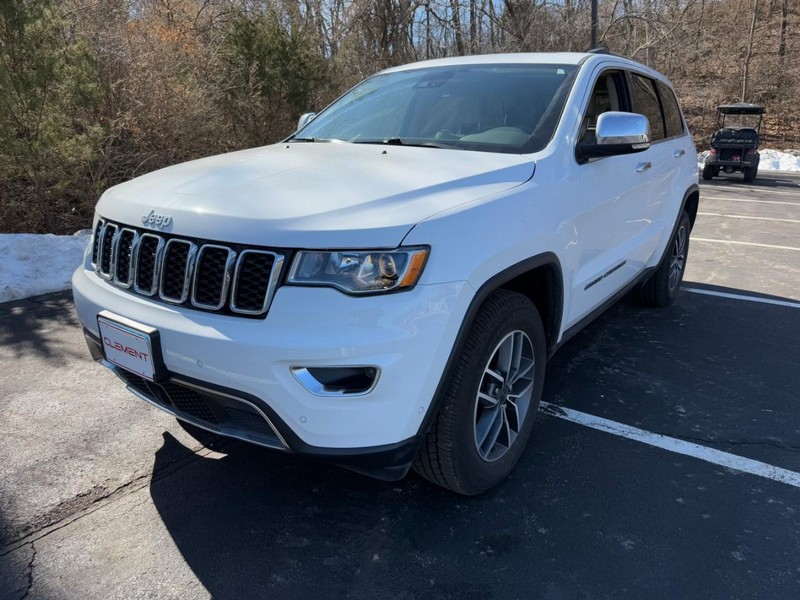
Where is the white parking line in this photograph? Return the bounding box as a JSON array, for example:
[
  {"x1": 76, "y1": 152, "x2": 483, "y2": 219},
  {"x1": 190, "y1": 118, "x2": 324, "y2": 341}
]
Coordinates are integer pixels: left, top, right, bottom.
[
  {"x1": 701, "y1": 196, "x2": 800, "y2": 206},
  {"x1": 706, "y1": 186, "x2": 800, "y2": 197},
  {"x1": 697, "y1": 211, "x2": 800, "y2": 224},
  {"x1": 684, "y1": 287, "x2": 800, "y2": 309},
  {"x1": 692, "y1": 237, "x2": 800, "y2": 252},
  {"x1": 540, "y1": 402, "x2": 800, "y2": 488}
]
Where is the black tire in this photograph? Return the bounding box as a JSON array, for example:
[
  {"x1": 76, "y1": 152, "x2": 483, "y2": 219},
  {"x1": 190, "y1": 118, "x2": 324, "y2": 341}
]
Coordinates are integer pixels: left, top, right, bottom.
[
  {"x1": 701, "y1": 164, "x2": 715, "y2": 180},
  {"x1": 176, "y1": 418, "x2": 229, "y2": 452},
  {"x1": 636, "y1": 210, "x2": 691, "y2": 307},
  {"x1": 413, "y1": 290, "x2": 547, "y2": 495},
  {"x1": 743, "y1": 165, "x2": 757, "y2": 182}
]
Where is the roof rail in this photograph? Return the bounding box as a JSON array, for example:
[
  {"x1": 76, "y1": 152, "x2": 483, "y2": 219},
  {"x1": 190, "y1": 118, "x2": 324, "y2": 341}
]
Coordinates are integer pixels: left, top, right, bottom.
[
  {"x1": 585, "y1": 47, "x2": 628, "y2": 59},
  {"x1": 579, "y1": 47, "x2": 627, "y2": 64}
]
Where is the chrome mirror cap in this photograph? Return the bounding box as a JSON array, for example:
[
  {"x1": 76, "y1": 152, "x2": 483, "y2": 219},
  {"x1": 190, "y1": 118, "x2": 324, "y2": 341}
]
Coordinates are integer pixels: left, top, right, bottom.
[{"x1": 596, "y1": 112, "x2": 651, "y2": 148}]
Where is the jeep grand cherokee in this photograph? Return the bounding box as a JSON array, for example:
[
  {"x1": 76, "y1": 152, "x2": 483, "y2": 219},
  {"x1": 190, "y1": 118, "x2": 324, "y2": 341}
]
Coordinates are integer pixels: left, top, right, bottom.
[{"x1": 73, "y1": 52, "x2": 699, "y2": 495}]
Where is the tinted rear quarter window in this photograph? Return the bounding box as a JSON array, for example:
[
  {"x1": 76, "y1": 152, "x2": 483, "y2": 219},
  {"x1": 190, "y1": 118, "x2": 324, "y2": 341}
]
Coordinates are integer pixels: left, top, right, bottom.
[
  {"x1": 656, "y1": 80, "x2": 685, "y2": 138},
  {"x1": 629, "y1": 73, "x2": 665, "y2": 142}
]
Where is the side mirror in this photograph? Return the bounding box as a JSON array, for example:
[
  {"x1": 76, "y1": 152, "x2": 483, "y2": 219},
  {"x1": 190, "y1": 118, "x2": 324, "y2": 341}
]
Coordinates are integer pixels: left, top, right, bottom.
[
  {"x1": 576, "y1": 112, "x2": 651, "y2": 162},
  {"x1": 297, "y1": 112, "x2": 317, "y2": 130}
]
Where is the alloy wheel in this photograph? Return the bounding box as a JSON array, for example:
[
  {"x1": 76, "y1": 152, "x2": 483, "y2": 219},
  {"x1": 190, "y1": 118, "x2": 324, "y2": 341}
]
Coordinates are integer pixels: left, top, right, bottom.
[
  {"x1": 668, "y1": 225, "x2": 687, "y2": 291},
  {"x1": 473, "y1": 330, "x2": 535, "y2": 462}
]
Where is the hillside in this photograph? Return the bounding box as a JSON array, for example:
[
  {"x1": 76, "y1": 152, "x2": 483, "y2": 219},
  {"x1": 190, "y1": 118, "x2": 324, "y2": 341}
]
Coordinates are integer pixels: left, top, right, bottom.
[{"x1": 1, "y1": 0, "x2": 797, "y2": 234}]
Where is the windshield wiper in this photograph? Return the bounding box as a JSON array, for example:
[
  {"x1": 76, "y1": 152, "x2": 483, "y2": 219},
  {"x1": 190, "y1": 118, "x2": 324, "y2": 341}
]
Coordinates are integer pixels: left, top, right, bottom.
[
  {"x1": 288, "y1": 136, "x2": 318, "y2": 142},
  {"x1": 352, "y1": 138, "x2": 452, "y2": 149}
]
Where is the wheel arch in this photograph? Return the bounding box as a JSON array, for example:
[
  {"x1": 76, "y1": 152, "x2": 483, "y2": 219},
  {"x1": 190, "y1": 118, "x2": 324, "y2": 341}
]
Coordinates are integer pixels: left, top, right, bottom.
[
  {"x1": 496, "y1": 259, "x2": 563, "y2": 358},
  {"x1": 415, "y1": 252, "x2": 565, "y2": 438},
  {"x1": 682, "y1": 184, "x2": 700, "y2": 230}
]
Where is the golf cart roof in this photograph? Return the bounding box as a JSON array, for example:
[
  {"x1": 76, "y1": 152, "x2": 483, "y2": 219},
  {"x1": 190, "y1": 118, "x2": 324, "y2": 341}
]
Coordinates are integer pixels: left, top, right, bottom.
[{"x1": 717, "y1": 103, "x2": 765, "y2": 115}]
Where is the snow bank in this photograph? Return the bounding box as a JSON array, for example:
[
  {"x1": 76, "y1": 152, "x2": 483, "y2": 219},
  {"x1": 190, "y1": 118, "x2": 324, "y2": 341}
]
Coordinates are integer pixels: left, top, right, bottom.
[
  {"x1": 758, "y1": 149, "x2": 800, "y2": 172},
  {"x1": 0, "y1": 231, "x2": 90, "y2": 303},
  {"x1": 697, "y1": 148, "x2": 800, "y2": 172}
]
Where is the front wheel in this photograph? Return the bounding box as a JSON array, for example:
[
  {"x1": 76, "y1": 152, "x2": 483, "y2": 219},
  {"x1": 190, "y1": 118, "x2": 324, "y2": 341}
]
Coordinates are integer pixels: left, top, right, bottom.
[
  {"x1": 413, "y1": 290, "x2": 547, "y2": 495},
  {"x1": 636, "y1": 210, "x2": 691, "y2": 307}
]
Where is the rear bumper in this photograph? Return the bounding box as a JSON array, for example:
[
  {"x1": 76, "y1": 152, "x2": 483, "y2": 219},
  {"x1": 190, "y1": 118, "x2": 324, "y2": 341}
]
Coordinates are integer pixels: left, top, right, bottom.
[
  {"x1": 708, "y1": 160, "x2": 757, "y2": 168},
  {"x1": 705, "y1": 155, "x2": 759, "y2": 168}
]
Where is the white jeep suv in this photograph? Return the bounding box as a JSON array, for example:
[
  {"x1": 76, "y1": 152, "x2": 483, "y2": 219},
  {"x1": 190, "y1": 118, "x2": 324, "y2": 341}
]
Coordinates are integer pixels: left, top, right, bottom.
[{"x1": 73, "y1": 51, "x2": 698, "y2": 495}]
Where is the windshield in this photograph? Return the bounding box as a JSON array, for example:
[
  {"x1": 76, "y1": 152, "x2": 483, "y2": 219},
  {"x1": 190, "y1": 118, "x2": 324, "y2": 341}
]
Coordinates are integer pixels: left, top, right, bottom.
[
  {"x1": 294, "y1": 64, "x2": 579, "y2": 154},
  {"x1": 721, "y1": 113, "x2": 762, "y2": 130}
]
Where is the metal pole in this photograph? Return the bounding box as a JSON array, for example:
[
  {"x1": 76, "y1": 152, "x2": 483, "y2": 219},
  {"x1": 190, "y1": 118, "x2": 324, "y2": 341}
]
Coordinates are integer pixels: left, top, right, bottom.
[{"x1": 591, "y1": 0, "x2": 598, "y2": 49}]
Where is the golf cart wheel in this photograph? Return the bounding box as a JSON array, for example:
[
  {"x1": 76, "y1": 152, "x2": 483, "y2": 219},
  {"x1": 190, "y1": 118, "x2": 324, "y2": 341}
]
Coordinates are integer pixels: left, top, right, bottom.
[
  {"x1": 743, "y1": 165, "x2": 757, "y2": 182},
  {"x1": 702, "y1": 164, "x2": 715, "y2": 180},
  {"x1": 413, "y1": 290, "x2": 546, "y2": 496}
]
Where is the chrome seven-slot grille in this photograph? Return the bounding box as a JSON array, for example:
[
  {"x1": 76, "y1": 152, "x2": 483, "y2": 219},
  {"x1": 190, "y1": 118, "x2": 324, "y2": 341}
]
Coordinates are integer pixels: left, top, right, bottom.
[{"x1": 91, "y1": 218, "x2": 284, "y2": 317}]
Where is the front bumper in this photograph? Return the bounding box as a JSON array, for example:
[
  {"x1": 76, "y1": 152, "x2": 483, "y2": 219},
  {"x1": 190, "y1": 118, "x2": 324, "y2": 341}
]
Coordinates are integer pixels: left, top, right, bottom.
[
  {"x1": 83, "y1": 331, "x2": 423, "y2": 479},
  {"x1": 73, "y1": 266, "x2": 471, "y2": 473}
]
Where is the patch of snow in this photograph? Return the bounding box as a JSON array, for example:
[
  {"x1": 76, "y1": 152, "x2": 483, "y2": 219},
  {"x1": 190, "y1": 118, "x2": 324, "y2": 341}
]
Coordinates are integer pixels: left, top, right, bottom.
[
  {"x1": 697, "y1": 150, "x2": 710, "y2": 170},
  {"x1": 0, "y1": 231, "x2": 91, "y2": 303},
  {"x1": 698, "y1": 148, "x2": 800, "y2": 172},
  {"x1": 758, "y1": 149, "x2": 800, "y2": 172}
]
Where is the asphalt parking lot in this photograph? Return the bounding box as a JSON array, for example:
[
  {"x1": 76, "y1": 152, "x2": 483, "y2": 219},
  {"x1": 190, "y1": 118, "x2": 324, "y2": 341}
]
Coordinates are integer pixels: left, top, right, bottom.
[{"x1": 1, "y1": 172, "x2": 799, "y2": 599}]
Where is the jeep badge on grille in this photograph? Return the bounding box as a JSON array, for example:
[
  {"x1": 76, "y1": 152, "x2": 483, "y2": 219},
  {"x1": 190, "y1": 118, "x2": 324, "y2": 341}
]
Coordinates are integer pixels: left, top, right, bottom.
[{"x1": 142, "y1": 210, "x2": 173, "y2": 229}]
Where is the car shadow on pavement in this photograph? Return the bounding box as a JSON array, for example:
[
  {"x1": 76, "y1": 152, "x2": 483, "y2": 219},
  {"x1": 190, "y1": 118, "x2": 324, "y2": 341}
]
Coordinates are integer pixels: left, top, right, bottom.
[
  {"x1": 149, "y1": 432, "x2": 506, "y2": 600},
  {"x1": 0, "y1": 291, "x2": 82, "y2": 365},
  {"x1": 147, "y1": 284, "x2": 800, "y2": 599}
]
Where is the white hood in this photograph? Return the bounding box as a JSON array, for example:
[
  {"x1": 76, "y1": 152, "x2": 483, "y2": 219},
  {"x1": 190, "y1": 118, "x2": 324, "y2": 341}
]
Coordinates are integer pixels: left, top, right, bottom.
[{"x1": 97, "y1": 142, "x2": 534, "y2": 248}]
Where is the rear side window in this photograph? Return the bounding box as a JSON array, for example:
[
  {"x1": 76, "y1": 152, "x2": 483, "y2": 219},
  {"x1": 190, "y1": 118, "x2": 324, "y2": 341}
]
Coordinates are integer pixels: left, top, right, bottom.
[
  {"x1": 656, "y1": 81, "x2": 685, "y2": 138},
  {"x1": 629, "y1": 73, "x2": 665, "y2": 142}
]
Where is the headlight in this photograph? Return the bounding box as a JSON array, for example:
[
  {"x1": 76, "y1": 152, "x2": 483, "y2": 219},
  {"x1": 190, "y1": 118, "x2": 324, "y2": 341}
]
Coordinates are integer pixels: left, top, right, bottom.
[{"x1": 287, "y1": 247, "x2": 429, "y2": 294}]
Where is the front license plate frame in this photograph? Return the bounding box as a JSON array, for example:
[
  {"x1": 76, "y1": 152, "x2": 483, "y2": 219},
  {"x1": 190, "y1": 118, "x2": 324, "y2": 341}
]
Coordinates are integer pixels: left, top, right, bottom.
[{"x1": 97, "y1": 311, "x2": 166, "y2": 382}]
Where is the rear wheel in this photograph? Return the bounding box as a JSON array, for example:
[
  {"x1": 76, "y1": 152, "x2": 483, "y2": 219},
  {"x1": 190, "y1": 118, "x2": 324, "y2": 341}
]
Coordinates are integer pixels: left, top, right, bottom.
[
  {"x1": 702, "y1": 164, "x2": 715, "y2": 180},
  {"x1": 413, "y1": 290, "x2": 546, "y2": 495},
  {"x1": 743, "y1": 165, "x2": 757, "y2": 182},
  {"x1": 636, "y1": 210, "x2": 691, "y2": 307}
]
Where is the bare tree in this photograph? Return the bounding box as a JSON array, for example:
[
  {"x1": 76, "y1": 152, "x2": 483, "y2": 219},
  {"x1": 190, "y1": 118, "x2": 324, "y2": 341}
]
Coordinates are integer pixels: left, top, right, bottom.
[{"x1": 742, "y1": 0, "x2": 760, "y2": 101}]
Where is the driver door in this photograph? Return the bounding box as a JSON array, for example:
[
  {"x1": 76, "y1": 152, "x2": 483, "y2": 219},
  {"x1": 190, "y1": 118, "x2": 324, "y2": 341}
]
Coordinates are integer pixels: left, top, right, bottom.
[{"x1": 562, "y1": 70, "x2": 658, "y2": 329}]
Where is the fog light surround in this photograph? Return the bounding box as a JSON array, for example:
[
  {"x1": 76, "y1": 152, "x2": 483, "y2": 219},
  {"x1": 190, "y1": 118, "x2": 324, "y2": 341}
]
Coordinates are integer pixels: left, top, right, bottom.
[{"x1": 291, "y1": 366, "x2": 380, "y2": 396}]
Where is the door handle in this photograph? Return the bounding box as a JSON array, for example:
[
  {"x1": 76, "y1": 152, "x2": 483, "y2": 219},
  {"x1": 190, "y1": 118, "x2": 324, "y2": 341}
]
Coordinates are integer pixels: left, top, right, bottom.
[
  {"x1": 673, "y1": 149, "x2": 686, "y2": 158},
  {"x1": 636, "y1": 161, "x2": 652, "y2": 173}
]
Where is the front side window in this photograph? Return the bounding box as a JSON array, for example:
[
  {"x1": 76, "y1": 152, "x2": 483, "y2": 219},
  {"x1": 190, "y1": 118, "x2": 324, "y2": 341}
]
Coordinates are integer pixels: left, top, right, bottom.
[
  {"x1": 578, "y1": 71, "x2": 625, "y2": 145},
  {"x1": 294, "y1": 64, "x2": 580, "y2": 154},
  {"x1": 629, "y1": 73, "x2": 665, "y2": 142}
]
